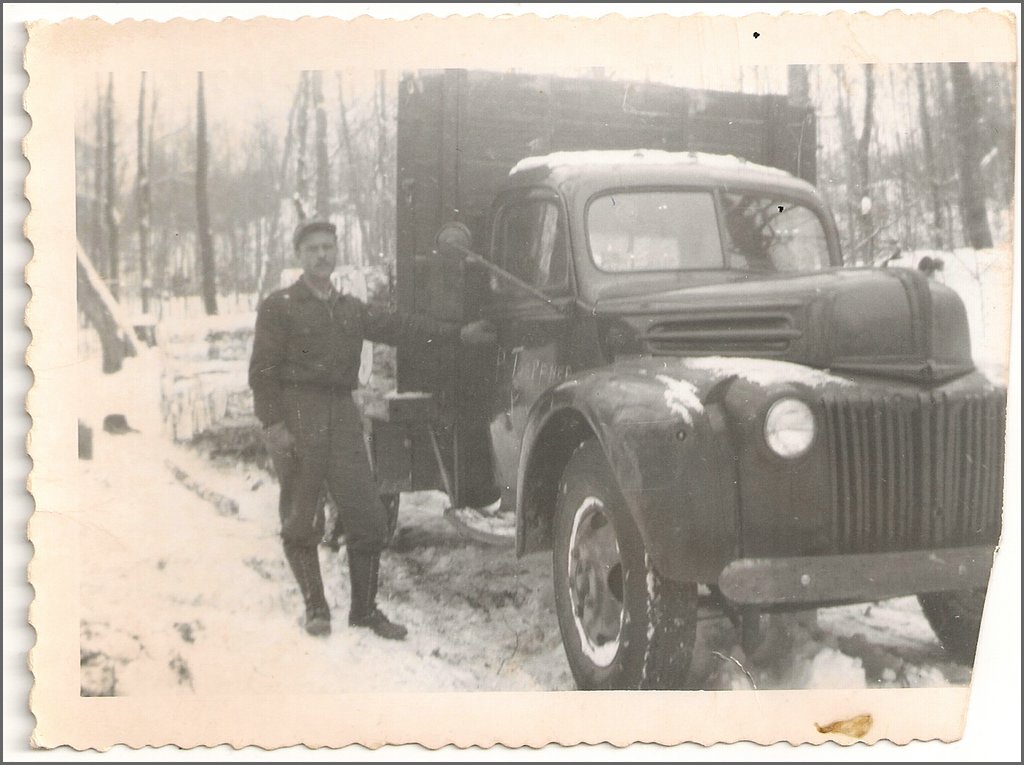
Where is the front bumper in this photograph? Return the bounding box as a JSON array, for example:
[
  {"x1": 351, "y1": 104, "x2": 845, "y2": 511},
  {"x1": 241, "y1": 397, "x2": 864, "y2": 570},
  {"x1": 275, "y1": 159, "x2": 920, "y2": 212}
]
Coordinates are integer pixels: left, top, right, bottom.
[{"x1": 718, "y1": 545, "x2": 994, "y2": 606}]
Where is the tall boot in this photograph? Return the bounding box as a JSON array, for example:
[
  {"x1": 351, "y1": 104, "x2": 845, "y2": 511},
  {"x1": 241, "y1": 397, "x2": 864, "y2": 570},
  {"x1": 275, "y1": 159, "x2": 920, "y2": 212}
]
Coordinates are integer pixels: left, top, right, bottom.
[
  {"x1": 283, "y1": 543, "x2": 331, "y2": 637},
  {"x1": 347, "y1": 550, "x2": 407, "y2": 641}
]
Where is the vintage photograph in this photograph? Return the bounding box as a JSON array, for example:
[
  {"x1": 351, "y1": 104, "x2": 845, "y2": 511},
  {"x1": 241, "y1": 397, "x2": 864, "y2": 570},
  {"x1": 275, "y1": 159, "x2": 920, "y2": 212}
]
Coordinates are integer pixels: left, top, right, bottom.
[{"x1": 19, "y1": 8, "x2": 1019, "y2": 751}]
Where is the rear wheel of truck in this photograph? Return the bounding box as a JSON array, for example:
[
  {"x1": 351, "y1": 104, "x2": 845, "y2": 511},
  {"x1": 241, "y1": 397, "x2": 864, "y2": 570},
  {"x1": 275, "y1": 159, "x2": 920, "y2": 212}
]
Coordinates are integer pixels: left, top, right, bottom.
[
  {"x1": 553, "y1": 440, "x2": 697, "y2": 690},
  {"x1": 918, "y1": 589, "x2": 987, "y2": 665}
]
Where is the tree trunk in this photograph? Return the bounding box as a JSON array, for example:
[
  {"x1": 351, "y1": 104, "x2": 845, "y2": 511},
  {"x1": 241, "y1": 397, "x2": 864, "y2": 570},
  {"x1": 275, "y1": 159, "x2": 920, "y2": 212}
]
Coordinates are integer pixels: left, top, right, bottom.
[
  {"x1": 787, "y1": 64, "x2": 810, "y2": 104},
  {"x1": 195, "y1": 72, "x2": 218, "y2": 315},
  {"x1": 834, "y1": 67, "x2": 859, "y2": 258},
  {"x1": 93, "y1": 77, "x2": 104, "y2": 272},
  {"x1": 255, "y1": 91, "x2": 300, "y2": 298},
  {"x1": 949, "y1": 62, "x2": 994, "y2": 249},
  {"x1": 77, "y1": 242, "x2": 138, "y2": 373},
  {"x1": 856, "y1": 64, "x2": 876, "y2": 263},
  {"x1": 104, "y1": 73, "x2": 120, "y2": 298},
  {"x1": 977, "y1": 63, "x2": 1015, "y2": 210},
  {"x1": 914, "y1": 64, "x2": 945, "y2": 250},
  {"x1": 312, "y1": 71, "x2": 331, "y2": 220},
  {"x1": 147, "y1": 85, "x2": 163, "y2": 301},
  {"x1": 375, "y1": 70, "x2": 391, "y2": 264},
  {"x1": 228, "y1": 225, "x2": 240, "y2": 298},
  {"x1": 887, "y1": 66, "x2": 911, "y2": 249},
  {"x1": 930, "y1": 68, "x2": 961, "y2": 247},
  {"x1": 294, "y1": 71, "x2": 310, "y2": 219},
  {"x1": 337, "y1": 72, "x2": 372, "y2": 265},
  {"x1": 136, "y1": 72, "x2": 152, "y2": 313}
]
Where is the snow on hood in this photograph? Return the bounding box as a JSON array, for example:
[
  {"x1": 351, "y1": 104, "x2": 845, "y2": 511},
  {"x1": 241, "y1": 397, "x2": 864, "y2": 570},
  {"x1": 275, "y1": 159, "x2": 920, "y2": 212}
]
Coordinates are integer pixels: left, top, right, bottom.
[
  {"x1": 656, "y1": 374, "x2": 704, "y2": 425},
  {"x1": 684, "y1": 356, "x2": 852, "y2": 389},
  {"x1": 510, "y1": 150, "x2": 791, "y2": 177}
]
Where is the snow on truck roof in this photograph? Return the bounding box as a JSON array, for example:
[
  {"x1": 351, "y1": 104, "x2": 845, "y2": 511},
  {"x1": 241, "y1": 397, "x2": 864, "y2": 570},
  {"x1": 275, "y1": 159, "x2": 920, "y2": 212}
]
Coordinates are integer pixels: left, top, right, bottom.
[{"x1": 510, "y1": 150, "x2": 793, "y2": 178}]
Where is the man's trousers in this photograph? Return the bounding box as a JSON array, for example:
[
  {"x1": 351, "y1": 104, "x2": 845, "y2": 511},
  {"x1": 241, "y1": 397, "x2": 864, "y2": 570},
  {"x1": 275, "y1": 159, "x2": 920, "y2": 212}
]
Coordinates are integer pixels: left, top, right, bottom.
[{"x1": 270, "y1": 385, "x2": 387, "y2": 554}]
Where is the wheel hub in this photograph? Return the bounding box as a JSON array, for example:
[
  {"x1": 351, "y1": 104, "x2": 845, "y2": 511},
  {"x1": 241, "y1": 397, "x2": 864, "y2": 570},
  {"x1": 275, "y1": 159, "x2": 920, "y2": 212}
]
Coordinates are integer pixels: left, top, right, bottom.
[{"x1": 566, "y1": 496, "x2": 624, "y2": 668}]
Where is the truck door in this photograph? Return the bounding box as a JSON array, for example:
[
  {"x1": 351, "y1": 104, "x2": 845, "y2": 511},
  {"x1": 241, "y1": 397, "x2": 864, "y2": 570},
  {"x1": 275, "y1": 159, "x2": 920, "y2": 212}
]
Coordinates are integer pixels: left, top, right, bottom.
[{"x1": 483, "y1": 189, "x2": 575, "y2": 509}]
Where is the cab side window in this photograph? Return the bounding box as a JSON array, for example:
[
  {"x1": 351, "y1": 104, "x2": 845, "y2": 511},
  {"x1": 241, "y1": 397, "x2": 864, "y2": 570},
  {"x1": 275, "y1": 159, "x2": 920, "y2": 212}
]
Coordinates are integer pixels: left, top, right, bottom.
[{"x1": 494, "y1": 199, "x2": 568, "y2": 293}]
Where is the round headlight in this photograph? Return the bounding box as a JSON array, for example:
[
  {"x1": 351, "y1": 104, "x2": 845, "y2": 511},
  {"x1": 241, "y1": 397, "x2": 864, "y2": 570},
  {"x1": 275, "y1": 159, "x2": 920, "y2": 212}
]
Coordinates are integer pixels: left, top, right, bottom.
[{"x1": 764, "y1": 398, "x2": 815, "y2": 458}]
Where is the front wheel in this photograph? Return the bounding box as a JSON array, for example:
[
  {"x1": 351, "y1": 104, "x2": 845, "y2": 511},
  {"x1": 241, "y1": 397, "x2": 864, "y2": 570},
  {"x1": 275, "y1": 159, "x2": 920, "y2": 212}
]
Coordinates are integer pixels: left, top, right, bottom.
[
  {"x1": 553, "y1": 440, "x2": 697, "y2": 690},
  {"x1": 918, "y1": 589, "x2": 987, "y2": 665}
]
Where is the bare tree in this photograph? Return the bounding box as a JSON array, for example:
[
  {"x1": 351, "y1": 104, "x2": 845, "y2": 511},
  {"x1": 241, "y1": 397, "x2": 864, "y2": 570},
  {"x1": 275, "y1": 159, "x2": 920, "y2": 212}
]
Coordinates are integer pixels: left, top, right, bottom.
[
  {"x1": 949, "y1": 63, "x2": 994, "y2": 249},
  {"x1": 104, "y1": 73, "x2": 120, "y2": 298},
  {"x1": 337, "y1": 72, "x2": 372, "y2": 265},
  {"x1": 312, "y1": 71, "x2": 331, "y2": 220},
  {"x1": 136, "y1": 72, "x2": 153, "y2": 313},
  {"x1": 855, "y1": 64, "x2": 876, "y2": 262},
  {"x1": 256, "y1": 121, "x2": 289, "y2": 296},
  {"x1": 196, "y1": 72, "x2": 218, "y2": 315},
  {"x1": 833, "y1": 66, "x2": 859, "y2": 255},
  {"x1": 374, "y1": 70, "x2": 394, "y2": 265},
  {"x1": 787, "y1": 64, "x2": 810, "y2": 105},
  {"x1": 147, "y1": 84, "x2": 161, "y2": 301},
  {"x1": 976, "y1": 63, "x2": 1015, "y2": 212},
  {"x1": 914, "y1": 64, "x2": 946, "y2": 250},
  {"x1": 294, "y1": 71, "x2": 311, "y2": 218},
  {"x1": 885, "y1": 66, "x2": 911, "y2": 249},
  {"x1": 77, "y1": 243, "x2": 138, "y2": 373},
  {"x1": 92, "y1": 77, "x2": 104, "y2": 268}
]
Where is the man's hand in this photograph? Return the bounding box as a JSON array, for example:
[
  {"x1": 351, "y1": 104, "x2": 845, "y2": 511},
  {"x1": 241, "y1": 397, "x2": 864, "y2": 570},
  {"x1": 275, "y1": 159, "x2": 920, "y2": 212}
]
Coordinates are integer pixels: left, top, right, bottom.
[
  {"x1": 263, "y1": 421, "x2": 295, "y2": 457},
  {"x1": 460, "y1": 319, "x2": 498, "y2": 346}
]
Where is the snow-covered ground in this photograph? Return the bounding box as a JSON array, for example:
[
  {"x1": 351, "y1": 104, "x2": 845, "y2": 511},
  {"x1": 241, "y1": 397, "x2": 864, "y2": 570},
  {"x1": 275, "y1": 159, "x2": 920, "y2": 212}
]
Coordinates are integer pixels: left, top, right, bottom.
[
  {"x1": 78, "y1": 420, "x2": 972, "y2": 696},
  {"x1": 77, "y1": 357, "x2": 974, "y2": 696},
  {"x1": 76, "y1": 247, "x2": 1012, "y2": 695}
]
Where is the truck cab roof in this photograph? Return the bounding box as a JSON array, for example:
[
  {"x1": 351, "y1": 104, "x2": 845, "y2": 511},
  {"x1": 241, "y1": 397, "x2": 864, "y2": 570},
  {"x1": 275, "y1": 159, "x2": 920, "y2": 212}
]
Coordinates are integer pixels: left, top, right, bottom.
[{"x1": 506, "y1": 150, "x2": 819, "y2": 200}]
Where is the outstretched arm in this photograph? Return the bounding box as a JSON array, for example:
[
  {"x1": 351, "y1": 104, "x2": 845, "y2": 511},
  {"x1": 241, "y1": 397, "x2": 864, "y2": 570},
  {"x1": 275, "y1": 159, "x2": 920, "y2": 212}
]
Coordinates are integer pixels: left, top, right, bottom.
[{"x1": 361, "y1": 301, "x2": 461, "y2": 347}]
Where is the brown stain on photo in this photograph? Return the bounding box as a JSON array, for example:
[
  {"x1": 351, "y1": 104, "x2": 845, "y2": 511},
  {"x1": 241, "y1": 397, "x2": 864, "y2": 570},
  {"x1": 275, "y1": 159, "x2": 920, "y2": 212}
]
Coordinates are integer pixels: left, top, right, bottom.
[{"x1": 815, "y1": 713, "x2": 873, "y2": 738}]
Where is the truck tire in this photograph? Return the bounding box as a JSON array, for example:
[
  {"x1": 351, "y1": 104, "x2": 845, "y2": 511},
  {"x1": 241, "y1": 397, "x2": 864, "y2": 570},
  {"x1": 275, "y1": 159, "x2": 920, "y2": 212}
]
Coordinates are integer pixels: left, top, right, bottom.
[
  {"x1": 918, "y1": 589, "x2": 986, "y2": 665},
  {"x1": 553, "y1": 440, "x2": 697, "y2": 690}
]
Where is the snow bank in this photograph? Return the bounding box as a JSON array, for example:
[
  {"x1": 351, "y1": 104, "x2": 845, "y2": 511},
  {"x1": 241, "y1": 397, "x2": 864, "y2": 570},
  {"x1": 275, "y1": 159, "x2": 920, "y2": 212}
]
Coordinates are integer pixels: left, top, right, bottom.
[
  {"x1": 78, "y1": 432, "x2": 488, "y2": 695},
  {"x1": 800, "y1": 648, "x2": 868, "y2": 689},
  {"x1": 157, "y1": 311, "x2": 257, "y2": 345},
  {"x1": 145, "y1": 309, "x2": 260, "y2": 441},
  {"x1": 77, "y1": 348, "x2": 165, "y2": 438}
]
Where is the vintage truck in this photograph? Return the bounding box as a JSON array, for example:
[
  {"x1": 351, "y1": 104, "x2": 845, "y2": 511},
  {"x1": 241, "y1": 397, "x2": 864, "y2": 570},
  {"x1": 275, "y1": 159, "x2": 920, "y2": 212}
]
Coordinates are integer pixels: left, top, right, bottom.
[{"x1": 365, "y1": 70, "x2": 1007, "y2": 690}]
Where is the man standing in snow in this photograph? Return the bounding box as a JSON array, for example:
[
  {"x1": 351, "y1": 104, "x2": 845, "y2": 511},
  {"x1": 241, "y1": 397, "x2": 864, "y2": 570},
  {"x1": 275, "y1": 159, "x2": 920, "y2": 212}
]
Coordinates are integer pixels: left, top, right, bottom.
[{"x1": 249, "y1": 219, "x2": 484, "y2": 640}]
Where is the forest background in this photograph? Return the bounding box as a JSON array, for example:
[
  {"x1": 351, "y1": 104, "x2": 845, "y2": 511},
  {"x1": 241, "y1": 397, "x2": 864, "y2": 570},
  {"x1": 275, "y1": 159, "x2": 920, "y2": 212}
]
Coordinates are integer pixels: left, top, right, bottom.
[{"x1": 73, "y1": 62, "x2": 1017, "y2": 341}]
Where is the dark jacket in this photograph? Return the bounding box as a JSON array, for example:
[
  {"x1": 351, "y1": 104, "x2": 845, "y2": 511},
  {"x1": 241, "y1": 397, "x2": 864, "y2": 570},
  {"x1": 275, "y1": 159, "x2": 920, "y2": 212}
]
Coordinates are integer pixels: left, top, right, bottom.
[{"x1": 249, "y1": 278, "x2": 456, "y2": 427}]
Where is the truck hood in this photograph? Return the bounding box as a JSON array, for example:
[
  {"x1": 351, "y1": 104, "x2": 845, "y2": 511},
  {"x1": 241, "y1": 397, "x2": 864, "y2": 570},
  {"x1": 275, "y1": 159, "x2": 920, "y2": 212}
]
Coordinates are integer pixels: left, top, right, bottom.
[{"x1": 594, "y1": 267, "x2": 974, "y2": 384}]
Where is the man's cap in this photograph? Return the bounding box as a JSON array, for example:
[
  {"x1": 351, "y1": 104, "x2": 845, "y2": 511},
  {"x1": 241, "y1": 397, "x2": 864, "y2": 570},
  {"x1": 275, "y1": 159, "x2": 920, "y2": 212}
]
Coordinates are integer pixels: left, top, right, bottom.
[{"x1": 293, "y1": 219, "x2": 337, "y2": 249}]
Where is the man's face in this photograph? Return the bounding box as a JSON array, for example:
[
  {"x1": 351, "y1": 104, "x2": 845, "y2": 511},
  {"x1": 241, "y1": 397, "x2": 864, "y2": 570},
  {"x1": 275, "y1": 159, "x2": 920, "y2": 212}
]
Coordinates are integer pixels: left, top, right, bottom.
[{"x1": 296, "y1": 230, "x2": 338, "y2": 281}]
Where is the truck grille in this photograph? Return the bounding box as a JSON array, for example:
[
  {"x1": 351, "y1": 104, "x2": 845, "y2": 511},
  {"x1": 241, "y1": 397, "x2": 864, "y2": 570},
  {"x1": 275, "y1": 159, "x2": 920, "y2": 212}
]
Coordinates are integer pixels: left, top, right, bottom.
[
  {"x1": 821, "y1": 390, "x2": 1006, "y2": 553},
  {"x1": 642, "y1": 313, "x2": 800, "y2": 355}
]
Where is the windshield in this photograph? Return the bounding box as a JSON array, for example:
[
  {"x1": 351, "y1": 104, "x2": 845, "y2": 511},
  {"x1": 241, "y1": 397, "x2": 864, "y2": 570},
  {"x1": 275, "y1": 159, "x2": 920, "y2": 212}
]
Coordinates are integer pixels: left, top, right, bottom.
[{"x1": 587, "y1": 190, "x2": 831, "y2": 273}]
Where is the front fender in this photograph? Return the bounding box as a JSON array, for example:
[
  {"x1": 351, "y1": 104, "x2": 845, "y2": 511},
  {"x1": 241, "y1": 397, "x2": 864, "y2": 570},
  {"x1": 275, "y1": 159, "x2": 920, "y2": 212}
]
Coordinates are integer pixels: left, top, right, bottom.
[{"x1": 516, "y1": 360, "x2": 742, "y2": 583}]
